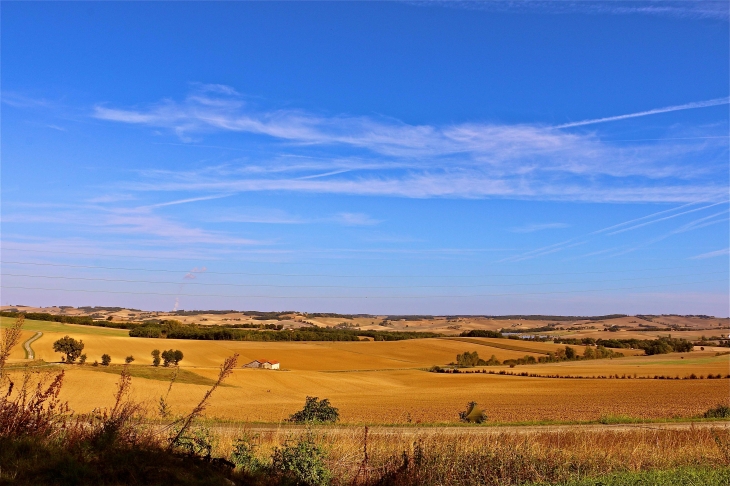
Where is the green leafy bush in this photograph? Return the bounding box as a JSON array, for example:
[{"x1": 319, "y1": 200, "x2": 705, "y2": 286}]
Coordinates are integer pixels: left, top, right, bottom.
[
  {"x1": 704, "y1": 404, "x2": 730, "y2": 418},
  {"x1": 271, "y1": 432, "x2": 330, "y2": 486},
  {"x1": 230, "y1": 432, "x2": 265, "y2": 473},
  {"x1": 289, "y1": 397, "x2": 339, "y2": 423}
]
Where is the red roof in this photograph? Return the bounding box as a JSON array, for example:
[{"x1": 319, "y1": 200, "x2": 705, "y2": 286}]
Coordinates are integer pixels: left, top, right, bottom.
[{"x1": 257, "y1": 359, "x2": 279, "y2": 364}]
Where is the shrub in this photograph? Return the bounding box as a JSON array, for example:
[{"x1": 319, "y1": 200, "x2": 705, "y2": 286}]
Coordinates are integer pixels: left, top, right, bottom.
[
  {"x1": 271, "y1": 432, "x2": 330, "y2": 486},
  {"x1": 172, "y1": 425, "x2": 217, "y2": 460},
  {"x1": 78, "y1": 354, "x2": 87, "y2": 365},
  {"x1": 230, "y1": 433, "x2": 265, "y2": 473},
  {"x1": 459, "y1": 401, "x2": 487, "y2": 423},
  {"x1": 704, "y1": 404, "x2": 730, "y2": 418},
  {"x1": 52, "y1": 336, "x2": 84, "y2": 363},
  {"x1": 101, "y1": 354, "x2": 111, "y2": 366},
  {"x1": 151, "y1": 349, "x2": 161, "y2": 367},
  {"x1": 92, "y1": 360, "x2": 99, "y2": 367},
  {"x1": 288, "y1": 396, "x2": 339, "y2": 423},
  {"x1": 125, "y1": 355, "x2": 135, "y2": 364}
]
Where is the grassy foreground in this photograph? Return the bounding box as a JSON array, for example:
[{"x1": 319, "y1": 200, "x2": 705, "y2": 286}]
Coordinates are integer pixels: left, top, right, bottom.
[{"x1": 529, "y1": 467, "x2": 730, "y2": 485}]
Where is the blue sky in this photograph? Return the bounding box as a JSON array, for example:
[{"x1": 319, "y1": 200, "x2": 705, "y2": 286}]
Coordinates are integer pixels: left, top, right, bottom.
[{"x1": 1, "y1": 1, "x2": 728, "y2": 316}]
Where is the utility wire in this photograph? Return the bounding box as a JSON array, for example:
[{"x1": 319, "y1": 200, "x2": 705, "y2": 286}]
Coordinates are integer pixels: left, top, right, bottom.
[
  {"x1": 1, "y1": 278, "x2": 725, "y2": 299},
  {"x1": 0, "y1": 260, "x2": 721, "y2": 279},
  {"x1": 1, "y1": 270, "x2": 726, "y2": 289}
]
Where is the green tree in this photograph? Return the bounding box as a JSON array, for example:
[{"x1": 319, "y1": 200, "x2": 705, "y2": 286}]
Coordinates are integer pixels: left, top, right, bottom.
[
  {"x1": 101, "y1": 354, "x2": 111, "y2": 366},
  {"x1": 125, "y1": 355, "x2": 135, "y2": 364},
  {"x1": 78, "y1": 354, "x2": 87, "y2": 365},
  {"x1": 151, "y1": 349, "x2": 161, "y2": 366},
  {"x1": 288, "y1": 396, "x2": 339, "y2": 423},
  {"x1": 565, "y1": 346, "x2": 577, "y2": 360},
  {"x1": 161, "y1": 349, "x2": 183, "y2": 366},
  {"x1": 52, "y1": 335, "x2": 85, "y2": 363}
]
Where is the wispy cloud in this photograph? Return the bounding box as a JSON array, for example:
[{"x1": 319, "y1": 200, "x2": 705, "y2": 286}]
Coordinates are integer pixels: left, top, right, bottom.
[
  {"x1": 1, "y1": 92, "x2": 55, "y2": 109},
  {"x1": 2, "y1": 202, "x2": 266, "y2": 247},
  {"x1": 143, "y1": 193, "x2": 234, "y2": 209},
  {"x1": 556, "y1": 97, "x2": 730, "y2": 129},
  {"x1": 510, "y1": 222, "x2": 569, "y2": 233},
  {"x1": 93, "y1": 86, "x2": 728, "y2": 203},
  {"x1": 500, "y1": 201, "x2": 729, "y2": 263},
  {"x1": 215, "y1": 209, "x2": 381, "y2": 226},
  {"x1": 331, "y1": 212, "x2": 381, "y2": 226},
  {"x1": 691, "y1": 248, "x2": 730, "y2": 259},
  {"x1": 410, "y1": 1, "x2": 730, "y2": 20}
]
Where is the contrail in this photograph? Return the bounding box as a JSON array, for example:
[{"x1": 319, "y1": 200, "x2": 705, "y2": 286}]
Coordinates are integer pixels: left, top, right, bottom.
[{"x1": 556, "y1": 97, "x2": 729, "y2": 128}]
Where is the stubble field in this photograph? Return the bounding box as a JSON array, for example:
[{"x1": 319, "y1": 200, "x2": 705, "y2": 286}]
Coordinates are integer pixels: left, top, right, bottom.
[{"x1": 4, "y1": 317, "x2": 728, "y2": 425}]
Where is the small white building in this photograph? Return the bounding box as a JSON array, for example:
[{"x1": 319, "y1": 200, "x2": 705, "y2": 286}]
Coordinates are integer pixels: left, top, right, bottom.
[{"x1": 243, "y1": 359, "x2": 280, "y2": 370}]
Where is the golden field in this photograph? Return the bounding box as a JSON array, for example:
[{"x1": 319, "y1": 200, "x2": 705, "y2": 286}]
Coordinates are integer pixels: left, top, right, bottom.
[{"x1": 3, "y1": 317, "x2": 728, "y2": 425}]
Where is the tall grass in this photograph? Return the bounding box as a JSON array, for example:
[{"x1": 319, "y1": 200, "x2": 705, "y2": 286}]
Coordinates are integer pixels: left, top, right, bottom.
[{"x1": 207, "y1": 425, "x2": 730, "y2": 485}]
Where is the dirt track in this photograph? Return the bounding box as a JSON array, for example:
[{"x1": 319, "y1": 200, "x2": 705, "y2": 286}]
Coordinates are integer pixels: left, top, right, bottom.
[
  {"x1": 22, "y1": 331, "x2": 43, "y2": 359},
  {"x1": 211, "y1": 420, "x2": 729, "y2": 435}
]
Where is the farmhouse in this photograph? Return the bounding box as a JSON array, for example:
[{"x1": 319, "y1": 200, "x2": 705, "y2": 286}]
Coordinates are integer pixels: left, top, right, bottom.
[{"x1": 243, "y1": 359, "x2": 280, "y2": 370}]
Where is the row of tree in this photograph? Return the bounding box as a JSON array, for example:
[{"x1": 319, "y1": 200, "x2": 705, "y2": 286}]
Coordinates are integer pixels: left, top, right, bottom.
[
  {"x1": 553, "y1": 336, "x2": 694, "y2": 355},
  {"x1": 450, "y1": 346, "x2": 624, "y2": 369},
  {"x1": 51, "y1": 336, "x2": 182, "y2": 367},
  {"x1": 151, "y1": 349, "x2": 184, "y2": 367}
]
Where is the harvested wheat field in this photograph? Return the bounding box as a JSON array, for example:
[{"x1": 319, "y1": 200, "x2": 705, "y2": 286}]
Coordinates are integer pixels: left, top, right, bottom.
[
  {"x1": 4, "y1": 317, "x2": 728, "y2": 424},
  {"x1": 9, "y1": 361, "x2": 723, "y2": 424}
]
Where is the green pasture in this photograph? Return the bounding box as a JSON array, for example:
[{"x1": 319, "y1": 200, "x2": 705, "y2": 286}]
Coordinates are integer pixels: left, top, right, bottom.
[{"x1": 0, "y1": 316, "x2": 129, "y2": 337}]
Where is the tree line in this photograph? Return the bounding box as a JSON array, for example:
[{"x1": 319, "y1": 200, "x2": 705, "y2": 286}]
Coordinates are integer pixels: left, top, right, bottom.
[
  {"x1": 129, "y1": 321, "x2": 441, "y2": 341},
  {"x1": 553, "y1": 336, "x2": 694, "y2": 355}
]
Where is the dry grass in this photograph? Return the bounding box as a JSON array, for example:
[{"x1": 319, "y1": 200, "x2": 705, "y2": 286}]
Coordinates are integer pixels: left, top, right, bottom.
[{"x1": 207, "y1": 425, "x2": 730, "y2": 485}]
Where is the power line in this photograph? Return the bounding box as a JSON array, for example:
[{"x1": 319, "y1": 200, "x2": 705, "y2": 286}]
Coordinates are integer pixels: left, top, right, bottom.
[
  {"x1": 0, "y1": 246, "x2": 404, "y2": 267},
  {"x1": 1, "y1": 270, "x2": 726, "y2": 289},
  {"x1": 1, "y1": 278, "x2": 725, "y2": 299},
  {"x1": 0, "y1": 260, "x2": 721, "y2": 280}
]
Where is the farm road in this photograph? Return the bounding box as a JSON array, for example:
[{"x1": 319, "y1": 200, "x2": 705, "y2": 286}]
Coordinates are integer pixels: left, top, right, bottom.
[
  {"x1": 213, "y1": 421, "x2": 728, "y2": 435},
  {"x1": 23, "y1": 331, "x2": 43, "y2": 359}
]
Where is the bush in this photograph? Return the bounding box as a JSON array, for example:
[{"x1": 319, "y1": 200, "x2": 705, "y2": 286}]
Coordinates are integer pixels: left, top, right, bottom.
[
  {"x1": 704, "y1": 404, "x2": 730, "y2": 418},
  {"x1": 288, "y1": 397, "x2": 339, "y2": 423},
  {"x1": 78, "y1": 354, "x2": 87, "y2": 365},
  {"x1": 455, "y1": 351, "x2": 485, "y2": 367},
  {"x1": 230, "y1": 433, "x2": 265, "y2": 473},
  {"x1": 101, "y1": 354, "x2": 111, "y2": 366},
  {"x1": 172, "y1": 425, "x2": 217, "y2": 460},
  {"x1": 125, "y1": 355, "x2": 135, "y2": 364},
  {"x1": 52, "y1": 336, "x2": 85, "y2": 363},
  {"x1": 271, "y1": 432, "x2": 330, "y2": 486}
]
